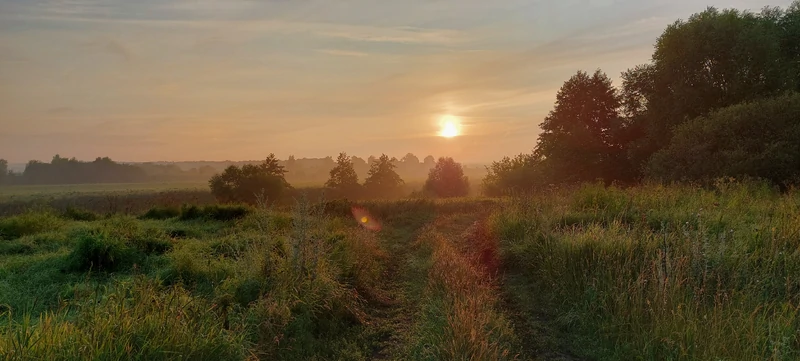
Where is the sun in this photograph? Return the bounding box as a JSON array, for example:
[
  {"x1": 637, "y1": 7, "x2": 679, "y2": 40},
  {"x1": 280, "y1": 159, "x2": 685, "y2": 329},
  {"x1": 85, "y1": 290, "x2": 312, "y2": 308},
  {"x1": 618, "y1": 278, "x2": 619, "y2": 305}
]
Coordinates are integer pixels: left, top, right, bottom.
[{"x1": 438, "y1": 115, "x2": 461, "y2": 138}]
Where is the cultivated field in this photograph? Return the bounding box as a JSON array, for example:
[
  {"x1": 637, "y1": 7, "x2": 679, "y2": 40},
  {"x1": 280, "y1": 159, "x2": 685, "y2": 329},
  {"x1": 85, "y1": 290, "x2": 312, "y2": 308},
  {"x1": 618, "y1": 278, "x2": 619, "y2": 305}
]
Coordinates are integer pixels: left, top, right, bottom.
[{"x1": 1, "y1": 181, "x2": 799, "y2": 360}]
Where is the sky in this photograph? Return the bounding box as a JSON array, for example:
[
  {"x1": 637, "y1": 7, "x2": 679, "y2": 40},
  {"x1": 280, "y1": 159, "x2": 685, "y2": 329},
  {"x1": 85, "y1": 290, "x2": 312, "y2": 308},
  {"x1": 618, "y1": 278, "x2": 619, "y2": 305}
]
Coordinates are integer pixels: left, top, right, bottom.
[{"x1": 0, "y1": 0, "x2": 794, "y2": 164}]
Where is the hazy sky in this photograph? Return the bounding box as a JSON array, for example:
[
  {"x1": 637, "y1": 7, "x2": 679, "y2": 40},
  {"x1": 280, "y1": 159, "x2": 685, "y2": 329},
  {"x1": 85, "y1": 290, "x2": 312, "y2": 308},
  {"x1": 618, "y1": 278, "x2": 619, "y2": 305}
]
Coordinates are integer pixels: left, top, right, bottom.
[{"x1": 0, "y1": 0, "x2": 793, "y2": 163}]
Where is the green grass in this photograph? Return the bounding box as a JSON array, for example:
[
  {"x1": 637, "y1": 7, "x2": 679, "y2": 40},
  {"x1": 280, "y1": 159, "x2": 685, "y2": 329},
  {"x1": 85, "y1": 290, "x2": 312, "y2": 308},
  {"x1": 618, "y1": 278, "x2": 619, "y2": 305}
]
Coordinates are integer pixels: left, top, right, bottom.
[
  {"x1": 2, "y1": 182, "x2": 799, "y2": 360},
  {"x1": 491, "y1": 181, "x2": 800, "y2": 360}
]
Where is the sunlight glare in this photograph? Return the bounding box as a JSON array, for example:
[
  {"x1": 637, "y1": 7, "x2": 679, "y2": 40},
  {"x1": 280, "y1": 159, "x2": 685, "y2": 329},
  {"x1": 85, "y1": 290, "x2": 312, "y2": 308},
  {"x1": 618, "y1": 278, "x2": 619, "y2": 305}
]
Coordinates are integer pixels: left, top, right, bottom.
[{"x1": 439, "y1": 115, "x2": 461, "y2": 138}]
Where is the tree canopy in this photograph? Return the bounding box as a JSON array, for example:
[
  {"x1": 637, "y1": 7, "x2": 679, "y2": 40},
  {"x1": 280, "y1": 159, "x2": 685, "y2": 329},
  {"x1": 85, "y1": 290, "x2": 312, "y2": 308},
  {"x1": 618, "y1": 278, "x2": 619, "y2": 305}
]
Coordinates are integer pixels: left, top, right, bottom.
[
  {"x1": 325, "y1": 152, "x2": 362, "y2": 199},
  {"x1": 364, "y1": 154, "x2": 404, "y2": 198},
  {"x1": 423, "y1": 157, "x2": 469, "y2": 198},
  {"x1": 209, "y1": 154, "x2": 290, "y2": 204}
]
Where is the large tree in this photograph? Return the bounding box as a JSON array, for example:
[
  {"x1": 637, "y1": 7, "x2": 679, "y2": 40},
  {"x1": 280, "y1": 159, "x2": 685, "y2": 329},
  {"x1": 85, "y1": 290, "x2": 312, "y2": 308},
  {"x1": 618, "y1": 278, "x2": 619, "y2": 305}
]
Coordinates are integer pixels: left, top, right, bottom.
[
  {"x1": 364, "y1": 154, "x2": 404, "y2": 198},
  {"x1": 209, "y1": 154, "x2": 289, "y2": 204},
  {"x1": 326, "y1": 152, "x2": 361, "y2": 198},
  {"x1": 424, "y1": 157, "x2": 469, "y2": 198},
  {"x1": 624, "y1": 5, "x2": 800, "y2": 165},
  {"x1": 535, "y1": 70, "x2": 633, "y2": 184}
]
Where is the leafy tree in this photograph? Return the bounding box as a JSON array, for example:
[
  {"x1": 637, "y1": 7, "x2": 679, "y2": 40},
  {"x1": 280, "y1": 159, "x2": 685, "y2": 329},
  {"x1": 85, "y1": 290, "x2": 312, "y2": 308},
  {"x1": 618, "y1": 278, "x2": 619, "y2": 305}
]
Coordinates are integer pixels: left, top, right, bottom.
[
  {"x1": 535, "y1": 70, "x2": 634, "y2": 184},
  {"x1": 423, "y1": 157, "x2": 469, "y2": 198},
  {"x1": 423, "y1": 155, "x2": 435, "y2": 167},
  {"x1": 0, "y1": 159, "x2": 7, "y2": 184},
  {"x1": 481, "y1": 153, "x2": 541, "y2": 196},
  {"x1": 364, "y1": 154, "x2": 404, "y2": 198},
  {"x1": 208, "y1": 154, "x2": 290, "y2": 204},
  {"x1": 401, "y1": 153, "x2": 419, "y2": 164},
  {"x1": 325, "y1": 152, "x2": 362, "y2": 198},
  {"x1": 647, "y1": 92, "x2": 800, "y2": 186},
  {"x1": 624, "y1": 5, "x2": 799, "y2": 166}
]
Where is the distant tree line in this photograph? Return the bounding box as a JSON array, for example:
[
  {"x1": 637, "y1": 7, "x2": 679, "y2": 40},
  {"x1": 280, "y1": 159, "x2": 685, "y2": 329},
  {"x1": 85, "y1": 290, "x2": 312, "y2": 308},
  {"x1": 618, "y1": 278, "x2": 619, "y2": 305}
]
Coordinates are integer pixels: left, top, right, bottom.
[
  {"x1": 0, "y1": 152, "x2": 482, "y2": 187},
  {"x1": 484, "y1": 2, "x2": 800, "y2": 195},
  {"x1": 209, "y1": 153, "x2": 471, "y2": 204}
]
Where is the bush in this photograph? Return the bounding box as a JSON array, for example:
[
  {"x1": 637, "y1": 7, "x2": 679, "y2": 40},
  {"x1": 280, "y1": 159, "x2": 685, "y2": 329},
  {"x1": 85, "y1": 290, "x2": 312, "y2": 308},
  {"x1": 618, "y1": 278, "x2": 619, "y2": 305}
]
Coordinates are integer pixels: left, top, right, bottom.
[
  {"x1": 423, "y1": 157, "x2": 470, "y2": 198},
  {"x1": 140, "y1": 206, "x2": 181, "y2": 220},
  {"x1": 0, "y1": 212, "x2": 64, "y2": 240},
  {"x1": 481, "y1": 153, "x2": 542, "y2": 196},
  {"x1": 647, "y1": 93, "x2": 800, "y2": 186}
]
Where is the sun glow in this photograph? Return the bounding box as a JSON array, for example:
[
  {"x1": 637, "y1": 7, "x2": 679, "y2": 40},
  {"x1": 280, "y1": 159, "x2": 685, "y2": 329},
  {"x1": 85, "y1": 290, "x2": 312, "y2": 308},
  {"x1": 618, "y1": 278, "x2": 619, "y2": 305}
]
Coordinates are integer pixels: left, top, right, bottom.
[{"x1": 438, "y1": 115, "x2": 461, "y2": 138}]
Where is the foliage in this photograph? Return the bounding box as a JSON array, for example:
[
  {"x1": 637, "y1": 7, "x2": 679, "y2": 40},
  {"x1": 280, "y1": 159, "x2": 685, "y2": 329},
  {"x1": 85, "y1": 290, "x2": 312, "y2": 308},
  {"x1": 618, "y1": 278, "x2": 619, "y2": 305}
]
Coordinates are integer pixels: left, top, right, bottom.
[
  {"x1": 481, "y1": 153, "x2": 541, "y2": 196},
  {"x1": 364, "y1": 154, "x2": 405, "y2": 199},
  {"x1": 325, "y1": 152, "x2": 362, "y2": 199},
  {"x1": 20, "y1": 155, "x2": 149, "y2": 185},
  {"x1": 623, "y1": 5, "x2": 800, "y2": 166},
  {"x1": 423, "y1": 157, "x2": 470, "y2": 198},
  {"x1": 647, "y1": 92, "x2": 800, "y2": 185},
  {"x1": 536, "y1": 70, "x2": 635, "y2": 184},
  {"x1": 208, "y1": 154, "x2": 290, "y2": 204}
]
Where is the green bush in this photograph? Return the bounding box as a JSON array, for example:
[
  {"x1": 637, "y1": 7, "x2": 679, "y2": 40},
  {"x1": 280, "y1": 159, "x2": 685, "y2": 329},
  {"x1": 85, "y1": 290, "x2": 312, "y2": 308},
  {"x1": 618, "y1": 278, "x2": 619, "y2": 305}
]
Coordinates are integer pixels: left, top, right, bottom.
[
  {"x1": 140, "y1": 206, "x2": 181, "y2": 220},
  {"x1": 0, "y1": 212, "x2": 64, "y2": 240},
  {"x1": 647, "y1": 93, "x2": 800, "y2": 186},
  {"x1": 208, "y1": 154, "x2": 290, "y2": 204}
]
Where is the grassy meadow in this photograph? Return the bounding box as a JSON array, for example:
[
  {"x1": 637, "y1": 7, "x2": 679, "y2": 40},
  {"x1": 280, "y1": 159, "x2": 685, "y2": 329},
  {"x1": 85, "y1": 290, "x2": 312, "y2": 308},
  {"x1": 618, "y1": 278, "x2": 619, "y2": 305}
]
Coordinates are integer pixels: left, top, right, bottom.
[{"x1": 0, "y1": 181, "x2": 799, "y2": 360}]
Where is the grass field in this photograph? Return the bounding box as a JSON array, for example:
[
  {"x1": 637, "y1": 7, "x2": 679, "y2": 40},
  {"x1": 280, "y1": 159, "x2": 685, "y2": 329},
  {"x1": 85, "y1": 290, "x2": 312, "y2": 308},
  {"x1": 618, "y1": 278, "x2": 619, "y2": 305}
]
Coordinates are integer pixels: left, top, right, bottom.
[{"x1": 1, "y1": 181, "x2": 799, "y2": 360}]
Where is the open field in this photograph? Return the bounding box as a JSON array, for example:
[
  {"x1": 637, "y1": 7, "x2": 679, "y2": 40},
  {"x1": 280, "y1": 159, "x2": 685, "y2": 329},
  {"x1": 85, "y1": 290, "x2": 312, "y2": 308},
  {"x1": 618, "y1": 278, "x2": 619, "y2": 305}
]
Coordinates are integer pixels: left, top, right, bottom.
[
  {"x1": 1, "y1": 181, "x2": 799, "y2": 360},
  {"x1": 0, "y1": 182, "x2": 210, "y2": 202}
]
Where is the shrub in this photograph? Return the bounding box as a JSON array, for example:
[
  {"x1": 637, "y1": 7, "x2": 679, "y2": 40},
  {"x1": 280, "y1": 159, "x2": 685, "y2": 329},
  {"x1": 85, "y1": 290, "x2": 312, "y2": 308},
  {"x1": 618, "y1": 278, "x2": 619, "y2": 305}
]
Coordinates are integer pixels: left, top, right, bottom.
[
  {"x1": 647, "y1": 93, "x2": 800, "y2": 186},
  {"x1": 423, "y1": 157, "x2": 470, "y2": 198},
  {"x1": 481, "y1": 153, "x2": 542, "y2": 196},
  {"x1": 0, "y1": 212, "x2": 64, "y2": 240},
  {"x1": 140, "y1": 206, "x2": 181, "y2": 220}
]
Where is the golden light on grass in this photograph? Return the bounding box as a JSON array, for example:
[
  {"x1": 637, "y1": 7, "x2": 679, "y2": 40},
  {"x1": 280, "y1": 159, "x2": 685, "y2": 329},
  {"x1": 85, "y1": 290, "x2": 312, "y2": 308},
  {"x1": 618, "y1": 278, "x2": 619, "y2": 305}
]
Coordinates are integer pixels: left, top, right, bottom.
[{"x1": 438, "y1": 115, "x2": 461, "y2": 138}]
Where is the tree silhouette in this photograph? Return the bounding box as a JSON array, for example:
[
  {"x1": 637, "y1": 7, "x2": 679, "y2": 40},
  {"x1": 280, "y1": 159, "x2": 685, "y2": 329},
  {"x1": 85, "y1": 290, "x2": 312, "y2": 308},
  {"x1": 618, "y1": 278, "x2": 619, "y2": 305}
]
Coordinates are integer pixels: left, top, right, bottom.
[
  {"x1": 209, "y1": 153, "x2": 289, "y2": 204},
  {"x1": 0, "y1": 159, "x2": 7, "y2": 184},
  {"x1": 326, "y1": 152, "x2": 362, "y2": 198},
  {"x1": 423, "y1": 157, "x2": 469, "y2": 198},
  {"x1": 364, "y1": 154, "x2": 404, "y2": 198},
  {"x1": 536, "y1": 70, "x2": 632, "y2": 184}
]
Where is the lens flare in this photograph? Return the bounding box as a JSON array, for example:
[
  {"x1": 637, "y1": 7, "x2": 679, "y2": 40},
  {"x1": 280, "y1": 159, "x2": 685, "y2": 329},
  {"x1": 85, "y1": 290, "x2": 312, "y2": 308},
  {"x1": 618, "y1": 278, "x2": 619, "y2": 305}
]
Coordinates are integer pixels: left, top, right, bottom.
[{"x1": 352, "y1": 206, "x2": 381, "y2": 231}]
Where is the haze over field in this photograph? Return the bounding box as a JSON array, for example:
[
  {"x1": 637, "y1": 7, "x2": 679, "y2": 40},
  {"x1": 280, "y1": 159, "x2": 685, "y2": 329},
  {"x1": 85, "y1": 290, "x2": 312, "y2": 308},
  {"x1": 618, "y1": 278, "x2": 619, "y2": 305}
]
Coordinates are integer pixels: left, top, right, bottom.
[{"x1": 1, "y1": 0, "x2": 792, "y2": 163}]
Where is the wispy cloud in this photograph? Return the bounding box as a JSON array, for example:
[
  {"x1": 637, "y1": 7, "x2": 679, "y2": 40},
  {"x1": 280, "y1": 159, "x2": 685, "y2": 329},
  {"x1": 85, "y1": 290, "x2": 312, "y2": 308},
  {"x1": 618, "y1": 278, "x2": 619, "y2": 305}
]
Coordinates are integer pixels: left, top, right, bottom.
[{"x1": 317, "y1": 49, "x2": 369, "y2": 57}]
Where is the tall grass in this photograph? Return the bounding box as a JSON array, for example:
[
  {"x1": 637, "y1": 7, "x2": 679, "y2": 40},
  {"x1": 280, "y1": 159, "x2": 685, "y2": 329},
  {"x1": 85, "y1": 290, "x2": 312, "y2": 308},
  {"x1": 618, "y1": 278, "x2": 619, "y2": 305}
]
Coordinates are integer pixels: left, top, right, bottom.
[
  {"x1": 491, "y1": 181, "x2": 800, "y2": 359},
  {"x1": 1, "y1": 195, "x2": 388, "y2": 360},
  {"x1": 405, "y1": 216, "x2": 519, "y2": 360}
]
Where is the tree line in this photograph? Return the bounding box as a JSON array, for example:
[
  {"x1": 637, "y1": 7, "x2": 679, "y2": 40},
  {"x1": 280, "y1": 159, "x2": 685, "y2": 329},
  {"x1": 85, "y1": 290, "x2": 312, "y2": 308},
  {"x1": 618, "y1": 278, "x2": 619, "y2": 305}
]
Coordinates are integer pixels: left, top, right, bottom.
[
  {"x1": 483, "y1": 2, "x2": 800, "y2": 194},
  {"x1": 0, "y1": 153, "x2": 475, "y2": 186},
  {"x1": 208, "y1": 153, "x2": 470, "y2": 203}
]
